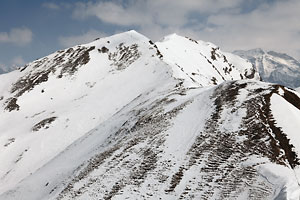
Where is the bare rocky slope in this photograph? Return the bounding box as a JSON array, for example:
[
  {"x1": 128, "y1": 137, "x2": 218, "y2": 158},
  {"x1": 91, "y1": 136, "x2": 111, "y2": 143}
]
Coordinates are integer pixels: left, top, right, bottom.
[{"x1": 0, "y1": 31, "x2": 300, "y2": 200}]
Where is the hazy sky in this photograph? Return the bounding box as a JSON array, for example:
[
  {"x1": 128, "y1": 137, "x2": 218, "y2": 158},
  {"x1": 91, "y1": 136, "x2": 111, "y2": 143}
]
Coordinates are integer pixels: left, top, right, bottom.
[{"x1": 1, "y1": 0, "x2": 300, "y2": 69}]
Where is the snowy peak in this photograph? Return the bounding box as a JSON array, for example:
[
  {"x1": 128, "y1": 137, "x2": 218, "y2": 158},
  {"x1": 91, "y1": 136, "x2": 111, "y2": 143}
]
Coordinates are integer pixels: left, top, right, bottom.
[
  {"x1": 156, "y1": 34, "x2": 259, "y2": 87},
  {"x1": 4, "y1": 31, "x2": 299, "y2": 200},
  {"x1": 4, "y1": 31, "x2": 162, "y2": 110},
  {"x1": 0, "y1": 30, "x2": 179, "y2": 195},
  {"x1": 3, "y1": 31, "x2": 258, "y2": 111},
  {"x1": 234, "y1": 49, "x2": 300, "y2": 88},
  {"x1": 267, "y1": 51, "x2": 300, "y2": 69}
]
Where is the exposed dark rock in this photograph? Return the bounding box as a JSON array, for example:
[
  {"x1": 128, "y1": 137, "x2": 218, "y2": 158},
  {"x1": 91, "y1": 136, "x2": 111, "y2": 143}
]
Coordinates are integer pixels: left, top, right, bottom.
[
  {"x1": 32, "y1": 117, "x2": 57, "y2": 132},
  {"x1": 59, "y1": 46, "x2": 95, "y2": 76},
  {"x1": 5, "y1": 98, "x2": 20, "y2": 111},
  {"x1": 211, "y1": 77, "x2": 217, "y2": 85},
  {"x1": 108, "y1": 43, "x2": 141, "y2": 70},
  {"x1": 11, "y1": 71, "x2": 49, "y2": 97},
  {"x1": 166, "y1": 166, "x2": 185, "y2": 192},
  {"x1": 4, "y1": 138, "x2": 15, "y2": 147},
  {"x1": 185, "y1": 36, "x2": 198, "y2": 44},
  {"x1": 11, "y1": 46, "x2": 95, "y2": 98},
  {"x1": 20, "y1": 65, "x2": 28, "y2": 72},
  {"x1": 98, "y1": 46, "x2": 109, "y2": 53},
  {"x1": 211, "y1": 47, "x2": 219, "y2": 61},
  {"x1": 244, "y1": 67, "x2": 256, "y2": 79}
]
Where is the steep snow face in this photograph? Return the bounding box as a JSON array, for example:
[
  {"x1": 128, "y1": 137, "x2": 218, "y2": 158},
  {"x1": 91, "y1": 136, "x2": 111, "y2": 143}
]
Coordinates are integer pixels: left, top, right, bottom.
[
  {"x1": 234, "y1": 49, "x2": 300, "y2": 88},
  {"x1": 156, "y1": 34, "x2": 259, "y2": 87}
]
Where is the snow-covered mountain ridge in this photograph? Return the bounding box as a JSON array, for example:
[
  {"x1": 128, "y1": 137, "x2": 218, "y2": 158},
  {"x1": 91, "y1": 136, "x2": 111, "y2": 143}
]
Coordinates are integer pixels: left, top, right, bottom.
[
  {"x1": 0, "y1": 31, "x2": 299, "y2": 200},
  {"x1": 234, "y1": 48, "x2": 300, "y2": 88}
]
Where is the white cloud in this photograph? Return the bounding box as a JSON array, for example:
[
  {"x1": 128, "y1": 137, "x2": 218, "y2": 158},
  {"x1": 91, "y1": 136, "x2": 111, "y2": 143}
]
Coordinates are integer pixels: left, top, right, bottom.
[
  {"x1": 71, "y1": 0, "x2": 243, "y2": 42},
  {"x1": 0, "y1": 27, "x2": 33, "y2": 45},
  {"x1": 59, "y1": 30, "x2": 107, "y2": 47},
  {"x1": 197, "y1": 0, "x2": 300, "y2": 58},
  {"x1": 73, "y1": 0, "x2": 242, "y2": 28},
  {"x1": 42, "y1": 2, "x2": 60, "y2": 10},
  {"x1": 73, "y1": 2, "x2": 149, "y2": 26},
  {"x1": 11, "y1": 56, "x2": 26, "y2": 67},
  {"x1": 72, "y1": 0, "x2": 300, "y2": 59}
]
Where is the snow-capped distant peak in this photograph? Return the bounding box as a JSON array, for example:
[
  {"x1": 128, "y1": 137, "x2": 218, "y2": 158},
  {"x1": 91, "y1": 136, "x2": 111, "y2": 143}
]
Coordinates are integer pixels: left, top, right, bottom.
[{"x1": 234, "y1": 48, "x2": 300, "y2": 88}]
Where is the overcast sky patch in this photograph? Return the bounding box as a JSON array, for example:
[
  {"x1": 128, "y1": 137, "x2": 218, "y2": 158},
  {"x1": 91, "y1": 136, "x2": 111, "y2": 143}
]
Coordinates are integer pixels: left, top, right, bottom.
[{"x1": 0, "y1": 27, "x2": 32, "y2": 46}]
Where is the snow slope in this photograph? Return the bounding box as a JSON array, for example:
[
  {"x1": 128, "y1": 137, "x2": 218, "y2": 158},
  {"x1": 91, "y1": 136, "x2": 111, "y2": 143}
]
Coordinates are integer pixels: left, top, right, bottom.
[
  {"x1": 0, "y1": 30, "x2": 177, "y2": 195},
  {"x1": 0, "y1": 31, "x2": 299, "y2": 200},
  {"x1": 156, "y1": 34, "x2": 258, "y2": 87},
  {"x1": 234, "y1": 48, "x2": 300, "y2": 88}
]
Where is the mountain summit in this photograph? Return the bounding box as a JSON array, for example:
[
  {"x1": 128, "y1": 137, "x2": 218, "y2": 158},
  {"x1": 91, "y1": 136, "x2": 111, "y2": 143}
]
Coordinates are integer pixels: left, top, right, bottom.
[
  {"x1": 234, "y1": 49, "x2": 300, "y2": 88},
  {"x1": 0, "y1": 31, "x2": 300, "y2": 200}
]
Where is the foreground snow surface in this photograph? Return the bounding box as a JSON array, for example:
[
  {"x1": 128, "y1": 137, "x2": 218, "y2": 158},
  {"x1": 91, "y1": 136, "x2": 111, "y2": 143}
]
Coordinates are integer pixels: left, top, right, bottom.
[{"x1": 0, "y1": 31, "x2": 299, "y2": 200}]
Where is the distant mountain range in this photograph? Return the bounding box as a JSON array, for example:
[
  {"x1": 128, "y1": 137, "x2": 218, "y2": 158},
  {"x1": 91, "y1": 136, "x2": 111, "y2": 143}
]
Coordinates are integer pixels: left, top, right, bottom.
[
  {"x1": 0, "y1": 65, "x2": 15, "y2": 74},
  {"x1": 0, "y1": 31, "x2": 300, "y2": 200},
  {"x1": 234, "y1": 48, "x2": 300, "y2": 88}
]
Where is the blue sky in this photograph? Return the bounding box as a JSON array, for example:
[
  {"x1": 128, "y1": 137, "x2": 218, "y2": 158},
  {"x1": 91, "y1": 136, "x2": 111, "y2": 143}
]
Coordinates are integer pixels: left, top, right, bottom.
[
  {"x1": 1, "y1": 0, "x2": 300, "y2": 69},
  {"x1": 0, "y1": 0, "x2": 121, "y2": 69}
]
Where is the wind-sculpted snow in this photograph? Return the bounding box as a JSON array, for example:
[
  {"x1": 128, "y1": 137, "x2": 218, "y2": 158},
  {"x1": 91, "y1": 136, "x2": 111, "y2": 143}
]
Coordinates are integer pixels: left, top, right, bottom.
[{"x1": 0, "y1": 31, "x2": 299, "y2": 200}]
